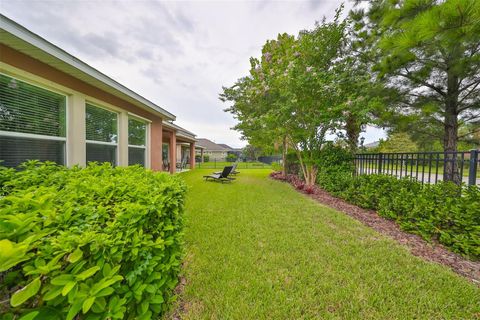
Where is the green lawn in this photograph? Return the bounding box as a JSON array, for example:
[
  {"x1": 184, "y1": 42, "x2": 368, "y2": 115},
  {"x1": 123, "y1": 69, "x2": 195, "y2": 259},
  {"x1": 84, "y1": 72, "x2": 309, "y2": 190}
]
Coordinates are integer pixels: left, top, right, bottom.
[{"x1": 172, "y1": 169, "x2": 479, "y2": 319}]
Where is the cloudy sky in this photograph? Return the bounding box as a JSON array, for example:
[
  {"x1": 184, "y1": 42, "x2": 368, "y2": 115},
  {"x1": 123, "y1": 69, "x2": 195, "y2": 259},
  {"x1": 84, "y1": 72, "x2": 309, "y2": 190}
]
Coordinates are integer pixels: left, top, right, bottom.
[{"x1": 2, "y1": 0, "x2": 385, "y2": 148}]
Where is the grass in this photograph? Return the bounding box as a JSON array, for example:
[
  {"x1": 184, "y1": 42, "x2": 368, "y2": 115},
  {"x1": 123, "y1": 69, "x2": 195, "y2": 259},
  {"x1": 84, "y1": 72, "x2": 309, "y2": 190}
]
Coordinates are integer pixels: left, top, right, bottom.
[{"x1": 172, "y1": 169, "x2": 479, "y2": 319}]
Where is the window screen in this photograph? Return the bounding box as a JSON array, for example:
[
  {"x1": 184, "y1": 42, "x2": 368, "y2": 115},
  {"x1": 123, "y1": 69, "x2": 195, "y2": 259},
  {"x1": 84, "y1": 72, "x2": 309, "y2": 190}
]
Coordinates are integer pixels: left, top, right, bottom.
[
  {"x1": 85, "y1": 104, "x2": 118, "y2": 165},
  {"x1": 86, "y1": 143, "x2": 117, "y2": 165},
  {"x1": 128, "y1": 147, "x2": 145, "y2": 166},
  {"x1": 0, "y1": 136, "x2": 65, "y2": 168},
  {"x1": 128, "y1": 117, "x2": 146, "y2": 166},
  {"x1": 0, "y1": 74, "x2": 66, "y2": 167}
]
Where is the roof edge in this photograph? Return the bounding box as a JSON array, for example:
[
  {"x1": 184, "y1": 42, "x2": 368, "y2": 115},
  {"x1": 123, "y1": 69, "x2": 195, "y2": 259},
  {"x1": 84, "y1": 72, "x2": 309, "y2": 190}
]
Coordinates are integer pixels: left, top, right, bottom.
[
  {"x1": 0, "y1": 14, "x2": 176, "y2": 121},
  {"x1": 163, "y1": 121, "x2": 197, "y2": 138}
]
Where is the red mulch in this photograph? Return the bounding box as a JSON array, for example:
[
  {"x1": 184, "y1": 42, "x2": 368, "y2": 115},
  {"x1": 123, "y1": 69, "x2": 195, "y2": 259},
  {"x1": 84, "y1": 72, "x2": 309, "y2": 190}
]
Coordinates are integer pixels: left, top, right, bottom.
[{"x1": 270, "y1": 171, "x2": 480, "y2": 285}]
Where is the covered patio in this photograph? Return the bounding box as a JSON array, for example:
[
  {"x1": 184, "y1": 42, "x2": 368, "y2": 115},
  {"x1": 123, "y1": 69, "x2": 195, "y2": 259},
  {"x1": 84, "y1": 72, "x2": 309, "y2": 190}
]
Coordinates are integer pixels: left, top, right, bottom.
[{"x1": 162, "y1": 122, "x2": 202, "y2": 173}]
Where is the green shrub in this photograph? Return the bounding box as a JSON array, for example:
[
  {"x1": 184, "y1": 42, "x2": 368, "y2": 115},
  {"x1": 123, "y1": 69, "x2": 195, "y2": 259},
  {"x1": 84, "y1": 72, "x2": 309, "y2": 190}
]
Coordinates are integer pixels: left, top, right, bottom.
[
  {"x1": 316, "y1": 143, "x2": 354, "y2": 194},
  {"x1": 285, "y1": 152, "x2": 300, "y2": 176},
  {"x1": 226, "y1": 153, "x2": 237, "y2": 162},
  {"x1": 340, "y1": 174, "x2": 480, "y2": 259},
  {"x1": 271, "y1": 162, "x2": 282, "y2": 172},
  {"x1": 0, "y1": 161, "x2": 186, "y2": 319}
]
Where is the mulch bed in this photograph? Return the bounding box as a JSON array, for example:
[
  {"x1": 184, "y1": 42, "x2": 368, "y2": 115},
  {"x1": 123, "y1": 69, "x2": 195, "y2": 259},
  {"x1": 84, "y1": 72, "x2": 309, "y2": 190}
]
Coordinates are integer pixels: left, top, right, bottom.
[
  {"x1": 170, "y1": 275, "x2": 187, "y2": 320},
  {"x1": 270, "y1": 171, "x2": 480, "y2": 285}
]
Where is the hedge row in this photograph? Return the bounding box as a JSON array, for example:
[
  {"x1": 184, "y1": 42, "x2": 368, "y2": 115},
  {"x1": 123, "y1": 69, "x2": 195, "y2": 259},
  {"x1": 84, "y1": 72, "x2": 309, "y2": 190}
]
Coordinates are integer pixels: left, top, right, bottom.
[
  {"x1": 338, "y1": 175, "x2": 480, "y2": 260},
  {"x1": 284, "y1": 144, "x2": 479, "y2": 259},
  {"x1": 0, "y1": 161, "x2": 186, "y2": 319}
]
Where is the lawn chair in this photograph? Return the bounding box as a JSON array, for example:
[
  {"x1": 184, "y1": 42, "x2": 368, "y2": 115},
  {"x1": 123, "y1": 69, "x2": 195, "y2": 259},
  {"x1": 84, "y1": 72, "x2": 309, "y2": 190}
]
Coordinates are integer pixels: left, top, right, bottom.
[
  {"x1": 163, "y1": 159, "x2": 170, "y2": 172},
  {"x1": 176, "y1": 156, "x2": 188, "y2": 171},
  {"x1": 214, "y1": 162, "x2": 240, "y2": 175},
  {"x1": 204, "y1": 166, "x2": 235, "y2": 183}
]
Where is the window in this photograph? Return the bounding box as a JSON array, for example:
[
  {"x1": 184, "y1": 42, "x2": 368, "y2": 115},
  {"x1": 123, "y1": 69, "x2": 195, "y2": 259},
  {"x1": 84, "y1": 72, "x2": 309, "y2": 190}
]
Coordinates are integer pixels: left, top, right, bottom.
[
  {"x1": 128, "y1": 117, "x2": 147, "y2": 166},
  {"x1": 0, "y1": 74, "x2": 66, "y2": 167},
  {"x1": 85, "y1": 104, "x2": 118, "y2": 165}
]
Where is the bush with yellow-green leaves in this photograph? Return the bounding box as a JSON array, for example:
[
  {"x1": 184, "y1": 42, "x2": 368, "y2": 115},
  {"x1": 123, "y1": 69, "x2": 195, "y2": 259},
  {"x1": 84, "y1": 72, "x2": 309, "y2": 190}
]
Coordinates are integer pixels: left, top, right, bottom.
[{"x1": 0, "y1": 161, "x2": 186, "y2": 320}]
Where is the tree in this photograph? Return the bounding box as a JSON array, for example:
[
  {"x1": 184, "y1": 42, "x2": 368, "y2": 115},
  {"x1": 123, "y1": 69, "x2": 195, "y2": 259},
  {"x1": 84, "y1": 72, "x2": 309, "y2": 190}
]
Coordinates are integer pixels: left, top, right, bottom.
[
  {"x1": 280, "y1": 16, "x2": 347, "y2": 185},
  {"x1": 361, "y1": 0, "x2": 480, "y2": 183},
  {"x1": 332, "y1": 12, "x2": 387, "y2": 153},
  {"x1": 221, "y1": 33, "x2": 296, "y2": 174},
  {"x1": 378, "y1": 132, "x2": 418, "y2": 153},
  {"x1": 242, "y1": 144, "x2": 262, "y2": 161},
  {"x1": 223, "y1": 9, "x2": 349, "y2": 186}
]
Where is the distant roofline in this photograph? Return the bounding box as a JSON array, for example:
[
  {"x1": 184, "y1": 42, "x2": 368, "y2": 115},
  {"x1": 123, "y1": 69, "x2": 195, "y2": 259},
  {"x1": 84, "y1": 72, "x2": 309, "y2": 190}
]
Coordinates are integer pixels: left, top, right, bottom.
[
  {"x1": 0, "y1": 14, "x2": 176, "y2": 121},
  {"x1": 162, "y1": 121, "x2": 197, "y2": 137},
  {"x1": 196, "y1": 138, "x2": 230, "y2": 151}
]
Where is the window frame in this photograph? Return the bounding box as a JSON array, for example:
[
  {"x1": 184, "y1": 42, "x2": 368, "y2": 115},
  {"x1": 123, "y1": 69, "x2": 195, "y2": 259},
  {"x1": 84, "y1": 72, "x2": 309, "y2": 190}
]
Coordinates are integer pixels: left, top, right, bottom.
[
  {"x1": 0, "y1": 73, "x2": 68, "y2": 165},
  {"x1": 127, "y1": 113, "x2": 150, "y2": 167},
  {"x1": 85, "y1": 102, "x2": 119, "y2": 165}
]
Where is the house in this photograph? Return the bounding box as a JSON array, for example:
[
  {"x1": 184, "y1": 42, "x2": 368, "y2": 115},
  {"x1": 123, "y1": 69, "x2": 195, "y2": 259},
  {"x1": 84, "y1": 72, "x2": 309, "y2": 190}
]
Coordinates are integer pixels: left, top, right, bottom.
[
  {"x1": 363, "y1": 141, "x2": 380, "y2": 149},
  {"x1": 217, "y1": 143, "x2": 232, "y2": 150},
  {"x1": 0, "y1": 14, "x2": 199, "y2": 173},
  {"x1": 217, "y1": 143, "x2": 243, "y2": 158},
  {"x1": 196, "y1": 138, "x2": 229, "y2": 161}
]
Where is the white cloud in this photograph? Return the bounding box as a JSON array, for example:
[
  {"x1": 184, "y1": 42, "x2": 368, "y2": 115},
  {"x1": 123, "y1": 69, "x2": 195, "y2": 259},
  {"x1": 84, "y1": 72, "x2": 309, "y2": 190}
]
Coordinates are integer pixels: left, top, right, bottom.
[{"x1": 2, "y1": 0, "x2": 383, "y2": 149}]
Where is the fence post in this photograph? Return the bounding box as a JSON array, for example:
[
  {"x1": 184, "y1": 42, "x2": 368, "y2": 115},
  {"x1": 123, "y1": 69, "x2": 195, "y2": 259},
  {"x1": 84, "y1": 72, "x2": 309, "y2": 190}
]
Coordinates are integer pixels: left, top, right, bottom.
[
  {"x1": 377, "y1": 153, "x2": 383, "y2": 174},
  {"x1": 468, "y1": 149, "x2": 478, "y2": 186}
]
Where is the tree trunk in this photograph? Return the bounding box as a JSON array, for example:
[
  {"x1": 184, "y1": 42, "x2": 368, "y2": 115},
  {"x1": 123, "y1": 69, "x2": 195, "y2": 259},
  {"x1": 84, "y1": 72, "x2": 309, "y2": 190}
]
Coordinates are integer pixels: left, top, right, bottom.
[
  {"x1": 295, "y1": 148, "x2": 308, "y2": 183},
  {"x1": 294, "y1": 146, "x2": 317, "y2": 186},
  {"x1": 346, "y1": 114, "x2": 360, "y2": 153},
  {"x1": 443, "y1": 71, "x2": 460, "y2": 184},
  {"x1": 305, "y1": 164, "x2": 318, "y2": 186}
]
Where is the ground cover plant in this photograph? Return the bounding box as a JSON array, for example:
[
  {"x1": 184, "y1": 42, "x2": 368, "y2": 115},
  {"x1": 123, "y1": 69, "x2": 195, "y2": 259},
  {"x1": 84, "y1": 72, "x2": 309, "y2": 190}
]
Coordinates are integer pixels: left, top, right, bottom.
[
  {"x1": 282, "y1": 144, "x2": 480, "y2": 260},
  {"x1": 0, "y1": 161, "x2": 186, "y2": 320},
  {"x1": 340, "y1": 175, "x2": 480, "y2": 260},
  {"x1": 171, "y1": 169, "x2": 479, "y2": 319}
]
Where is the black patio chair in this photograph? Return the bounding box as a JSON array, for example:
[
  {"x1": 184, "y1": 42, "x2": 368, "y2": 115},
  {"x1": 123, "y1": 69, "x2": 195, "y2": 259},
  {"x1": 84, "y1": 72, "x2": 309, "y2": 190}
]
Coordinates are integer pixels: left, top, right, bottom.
[
  {"x1": 163, "y1": 159, "x2": 170, "y2": 172},
  {"x1": 214, "y1": 162, "x2": 240, "y2": 175},
  {"x1": 204, "y1": 166, "x2": 235, "y2": 183},
  {"x1": 175, "y1": 157, "x2": 189, "y2": 172}
]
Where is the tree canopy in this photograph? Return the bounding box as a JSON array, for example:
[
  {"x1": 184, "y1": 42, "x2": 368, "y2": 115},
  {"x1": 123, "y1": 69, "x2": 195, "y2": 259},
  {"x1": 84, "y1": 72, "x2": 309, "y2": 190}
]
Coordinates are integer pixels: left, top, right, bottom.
[
  {"x1": 355, "y1": 0, "x2": 480, "y2": 152},
  {"x1": 221, "y1": 0, "x2": 480, "y2": 184}
]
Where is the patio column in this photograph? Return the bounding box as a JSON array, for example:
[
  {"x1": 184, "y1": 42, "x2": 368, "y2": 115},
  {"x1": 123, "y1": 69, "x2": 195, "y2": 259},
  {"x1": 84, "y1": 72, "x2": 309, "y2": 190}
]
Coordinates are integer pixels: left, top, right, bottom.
[
  {"x1": 169, "y1": 131, "x2": 176, "y2": 174},
  {"x1": 66, "y1": 94, "x2": 86, "y2": 167},
  {"x1": 118, "y1": 111, "x2": 128, "y2": 167},
  {"x1": 150, "y1": 119, "x2": 162, "y2": 171},
  {"x1": 190, "y1": 142, "x2": 195, "y2": 169}
]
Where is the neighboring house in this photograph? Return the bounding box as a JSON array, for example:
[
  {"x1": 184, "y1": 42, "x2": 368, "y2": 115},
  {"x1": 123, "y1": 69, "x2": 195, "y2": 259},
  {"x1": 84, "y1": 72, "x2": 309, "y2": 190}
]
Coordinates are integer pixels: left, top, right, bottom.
[
  {"x1": 363, "y1": 141, "x2": 380, "y2": 149},
  {"x1": 217, "y1": 143, "x2": 232, "y2": 150},
  {"x1": 218, "y1": 143, "x2": 243, "y2": 158},
  {"x1": 196, "y1": 138, "x2": 229, "y2": 161},
  {"x1": 0, "y1": 15, "x2": 198, "y2": 173}
]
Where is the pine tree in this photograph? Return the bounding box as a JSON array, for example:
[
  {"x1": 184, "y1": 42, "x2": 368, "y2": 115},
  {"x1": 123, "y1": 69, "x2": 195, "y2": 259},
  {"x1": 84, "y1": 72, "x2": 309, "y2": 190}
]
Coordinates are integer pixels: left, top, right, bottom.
[{"x1": 361, "y1": 0, "x2": 480, "y2": 183}]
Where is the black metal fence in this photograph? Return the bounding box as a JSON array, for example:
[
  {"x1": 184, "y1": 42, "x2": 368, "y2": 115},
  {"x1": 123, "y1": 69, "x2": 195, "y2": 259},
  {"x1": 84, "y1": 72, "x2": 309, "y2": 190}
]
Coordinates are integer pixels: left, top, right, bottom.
[
  {"x1": 196, "y1": 157, "x2": 278, "y2": 169},
  {"x1": 354, "y1": 150, "x2": 479, "y2": 186},
  {"x1": 257, "y1": 155, "x2": 282, "y2": 164}
]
